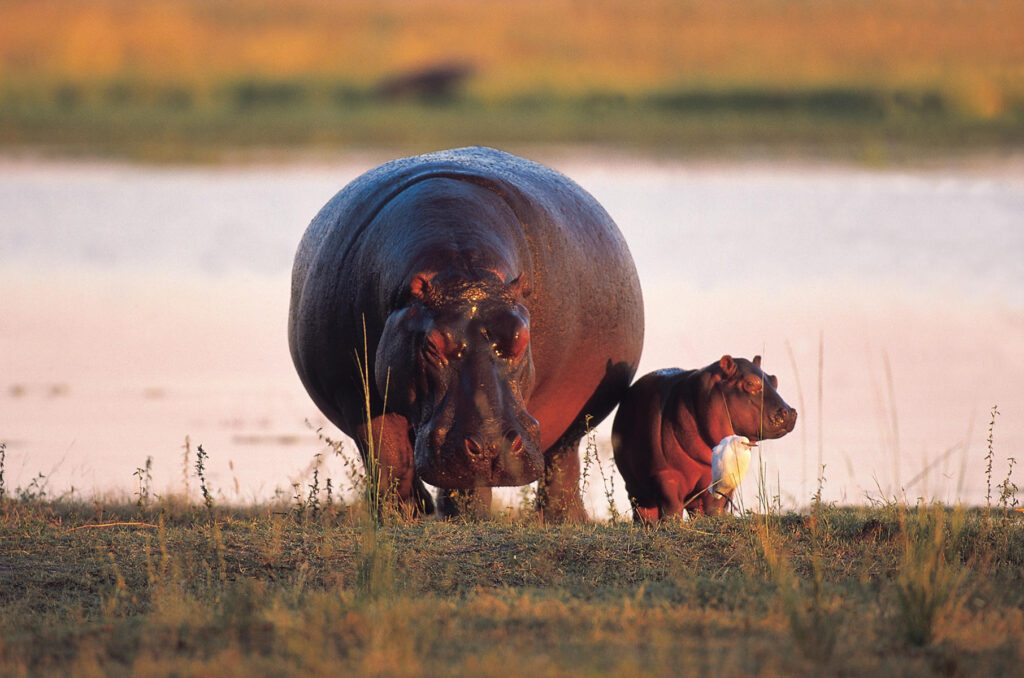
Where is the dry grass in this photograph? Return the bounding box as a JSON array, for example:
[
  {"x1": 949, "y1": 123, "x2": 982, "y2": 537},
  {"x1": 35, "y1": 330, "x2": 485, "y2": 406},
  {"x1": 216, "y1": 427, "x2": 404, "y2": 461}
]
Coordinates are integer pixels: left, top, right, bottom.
[{"x1": 1, "y1": 493, "x2": 1023, "y2": 676}]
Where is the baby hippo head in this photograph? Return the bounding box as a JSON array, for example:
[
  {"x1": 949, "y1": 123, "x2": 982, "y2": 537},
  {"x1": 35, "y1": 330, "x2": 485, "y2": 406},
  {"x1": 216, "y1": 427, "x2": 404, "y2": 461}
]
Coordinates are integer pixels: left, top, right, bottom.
[{"x1": 711, "y1": 355, "x2": 797, "y2": 442}]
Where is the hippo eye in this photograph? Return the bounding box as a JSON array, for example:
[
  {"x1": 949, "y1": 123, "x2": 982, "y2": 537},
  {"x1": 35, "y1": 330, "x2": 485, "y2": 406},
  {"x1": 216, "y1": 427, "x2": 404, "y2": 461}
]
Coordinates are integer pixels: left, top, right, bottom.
[
  {"x1": 422, "y1": 329, "x2": 454, "y2": 368},
  {"x1": 507, "y1": 325, "x2": 530, "y2": 362},
  {"x1": 493, "y1": 324, "x2": 529, "y2": 362},
  {"x1": 422, "y1": 339, "x2": 446, "y2": 368},
  {"x1": 744, "y1": 377, "x2": 763, "y2": 394}
]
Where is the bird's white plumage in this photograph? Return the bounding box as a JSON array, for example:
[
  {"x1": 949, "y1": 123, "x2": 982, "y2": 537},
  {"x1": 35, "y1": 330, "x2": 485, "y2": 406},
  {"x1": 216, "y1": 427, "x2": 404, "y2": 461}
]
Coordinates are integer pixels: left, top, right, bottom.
[{"x1": 709, "y1": 435, "x2": 754, "y2": 498}]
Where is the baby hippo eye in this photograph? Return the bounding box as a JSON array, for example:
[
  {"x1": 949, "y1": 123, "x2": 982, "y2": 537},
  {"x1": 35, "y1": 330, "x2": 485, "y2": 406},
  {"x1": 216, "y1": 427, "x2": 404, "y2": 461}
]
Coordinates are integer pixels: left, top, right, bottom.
[{"x1": 744, "y1": 377, "x2": 763, "y2": 394}]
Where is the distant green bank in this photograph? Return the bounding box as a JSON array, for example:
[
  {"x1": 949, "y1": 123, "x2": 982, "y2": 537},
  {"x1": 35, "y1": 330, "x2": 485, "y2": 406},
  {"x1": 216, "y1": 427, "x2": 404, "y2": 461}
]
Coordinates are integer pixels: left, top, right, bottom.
[{"x1": 3, "y1": 80, "x2": 1023, "y2": 162}]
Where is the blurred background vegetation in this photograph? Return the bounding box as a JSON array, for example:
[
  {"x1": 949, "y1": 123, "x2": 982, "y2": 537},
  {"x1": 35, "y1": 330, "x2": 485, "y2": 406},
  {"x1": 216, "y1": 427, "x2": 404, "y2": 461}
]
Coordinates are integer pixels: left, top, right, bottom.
[{"x1": 1, "y1": 0, "x2": 1022, "y2": 161}]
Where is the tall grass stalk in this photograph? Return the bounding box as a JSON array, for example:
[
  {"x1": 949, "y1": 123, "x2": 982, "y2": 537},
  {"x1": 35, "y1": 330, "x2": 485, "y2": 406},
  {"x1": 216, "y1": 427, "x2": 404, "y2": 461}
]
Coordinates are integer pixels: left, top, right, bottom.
[
  {"x1": 816, "y1": 331, "x2": 824, "y2": 494},
  {"x1": 894, "y1": 503, "x2": 966, "y2": 646},
  {"x1": 784, "y1": 340, "x2": 809, "y2": 506},
  {"x1": 883, "y1": 352, "x2": 901, "y2": 491},
  {"x1": 0, "y1": 441, "x2": 6, "y2": 501},
  {"x1": 757, "y1": 520, "x2": 838, "y2": 663},
  {"x1": 350, "y1": 315, "x2": 400, "y2": 600},
  {"x1": 354, "y1": 315, "x2": 387, "y2": 524},
  {"x1": 181, "y1": 435, "x2": 192, "y2": 499}
]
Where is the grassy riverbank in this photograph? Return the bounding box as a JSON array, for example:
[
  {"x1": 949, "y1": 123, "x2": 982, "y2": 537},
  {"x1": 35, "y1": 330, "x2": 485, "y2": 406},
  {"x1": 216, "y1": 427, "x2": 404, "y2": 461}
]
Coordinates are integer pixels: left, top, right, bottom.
[
  {"x1": 2, "y1": 494, "x2": 1023, "y2": 676},
  {"x1": 5, "y1": 91, "x2": 1023, "y2": 164},
  {"x1": 2, "y1": 0, "x2": 1022, "y2": 162}
]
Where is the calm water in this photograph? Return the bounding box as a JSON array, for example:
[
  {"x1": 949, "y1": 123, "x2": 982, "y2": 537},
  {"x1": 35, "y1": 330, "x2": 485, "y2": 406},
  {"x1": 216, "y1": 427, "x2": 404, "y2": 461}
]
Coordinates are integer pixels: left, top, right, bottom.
[{"x1": 2, "y1": 153, "x2": 1023, "y2": 511}]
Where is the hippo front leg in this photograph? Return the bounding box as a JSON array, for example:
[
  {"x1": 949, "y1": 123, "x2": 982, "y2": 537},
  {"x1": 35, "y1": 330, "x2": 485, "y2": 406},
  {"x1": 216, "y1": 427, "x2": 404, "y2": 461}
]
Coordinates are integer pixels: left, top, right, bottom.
[
  {"x1": 537, "y1": 438, "x2": 588, "y2": 523},
  {"x1": 354, "y1": 412, "x2": 434, "y2": 518}
]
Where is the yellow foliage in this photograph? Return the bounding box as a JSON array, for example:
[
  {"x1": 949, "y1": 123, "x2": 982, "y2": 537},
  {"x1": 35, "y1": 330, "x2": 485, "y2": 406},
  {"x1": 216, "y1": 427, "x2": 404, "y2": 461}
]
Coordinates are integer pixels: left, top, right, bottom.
[{"x1": 0, "y1": 0, "x2": 1021, "y2": 100}]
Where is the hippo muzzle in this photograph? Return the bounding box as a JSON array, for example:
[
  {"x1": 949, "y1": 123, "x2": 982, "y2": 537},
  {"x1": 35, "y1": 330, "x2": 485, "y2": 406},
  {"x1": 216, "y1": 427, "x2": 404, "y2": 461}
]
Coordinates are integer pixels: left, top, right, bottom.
[
  {"x1": 766, "y1": 406, "x2": 798, "y2": 438},
  {"x1": 415, "y1": 415, "x2": 543, "y2": 489},
  {"x1": 412, "y1": 356, "x2": 544, "y2": 488}
]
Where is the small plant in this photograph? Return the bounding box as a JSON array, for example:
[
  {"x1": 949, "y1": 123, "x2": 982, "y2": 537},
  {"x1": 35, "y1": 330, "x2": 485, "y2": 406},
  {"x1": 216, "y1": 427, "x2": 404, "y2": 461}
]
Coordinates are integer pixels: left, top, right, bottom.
[
  {"x1": 517, "y1": 482, "x2": 538, "y2": 516},
  {"x1": 983, "y1": 406, "x2": 1019, "y2": 513},
  {"x1": 579, "y1": 414, "x2": 596, "y2": 498},
  {"x1": 307, "y1": 418, "x2": 361, "y2": 502},
  {"x1": 134, "y1": 456, "x2": 153, "y2": 508},
  {"x1": 307, "y1": 454, "x2": 323, "y2": 517},
  {"x1": 291, "y1": 482, "x2": 305, "y2": 520},
  {"x1": 811, "y1": 464, "x2": 830, "y2": 512},
  {"x1": 290, "y1": 455, "x2": 326, "y2": 523},
  {"x1": 997, "y1": 455, "x2": 1018, "y2": 511},
  {"x1": 582, "y1": 415, "x2": 620, "y2": 522},
  {"x1": 195, "y1": 444, "x2": 214, "y2": 515},
  {"x1": 984, "y1": 405, "x2": 998, "y2": 510},
  {"x1": 16, "y1": 472, "x2": 49, "y2": 502}
]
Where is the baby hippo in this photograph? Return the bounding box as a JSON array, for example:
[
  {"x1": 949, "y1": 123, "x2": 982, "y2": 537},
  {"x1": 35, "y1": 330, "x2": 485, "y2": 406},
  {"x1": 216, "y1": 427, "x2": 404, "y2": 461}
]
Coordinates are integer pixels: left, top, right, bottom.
[{"x1": 611, "y1": 355, "x2": 797, "y2": 522}]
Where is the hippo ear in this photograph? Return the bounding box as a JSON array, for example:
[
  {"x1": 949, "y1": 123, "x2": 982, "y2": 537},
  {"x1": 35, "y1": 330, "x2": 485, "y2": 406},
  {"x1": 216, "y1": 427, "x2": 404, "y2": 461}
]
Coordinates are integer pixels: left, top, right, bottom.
[
  {"x1": 719, "y1": 355, "x2": 737, "y2": 378},
  {"x1": 508, "y1": 274, "x2": 530, "y2": 299},
  {"x1": 409, "y1": 273, "x2": 433, "y2": 301},
  {"x1": 753, "y1": 355, "x2": 762, "y2": 368}
]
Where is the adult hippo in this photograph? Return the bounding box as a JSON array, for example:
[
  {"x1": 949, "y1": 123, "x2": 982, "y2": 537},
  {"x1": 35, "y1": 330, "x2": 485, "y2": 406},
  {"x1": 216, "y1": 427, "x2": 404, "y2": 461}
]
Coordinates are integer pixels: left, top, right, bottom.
[
  {"x1": 612, "y1": 355, "x2": 797, "y2": 521},
  {"x1": 289, "y1": 147, "x2": 644, "y2": 521}
]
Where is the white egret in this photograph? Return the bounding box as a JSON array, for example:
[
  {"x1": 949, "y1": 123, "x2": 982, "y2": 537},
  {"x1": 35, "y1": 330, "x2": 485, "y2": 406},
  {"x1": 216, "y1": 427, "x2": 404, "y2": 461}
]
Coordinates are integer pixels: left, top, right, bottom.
[{"x1": 709, "y1": 435, "x2": 755, "y2": 499}]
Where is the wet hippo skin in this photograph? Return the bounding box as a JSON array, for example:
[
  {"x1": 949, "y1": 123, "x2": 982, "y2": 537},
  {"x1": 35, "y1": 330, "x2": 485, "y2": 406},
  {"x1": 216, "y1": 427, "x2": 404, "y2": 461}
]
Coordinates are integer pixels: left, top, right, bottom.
[
  {"x1": 612, "y1": 355, "x2": 796, "y2": 521},
  {"x1": 289, "y1": 147, "x2": 644, "y2": 521}
]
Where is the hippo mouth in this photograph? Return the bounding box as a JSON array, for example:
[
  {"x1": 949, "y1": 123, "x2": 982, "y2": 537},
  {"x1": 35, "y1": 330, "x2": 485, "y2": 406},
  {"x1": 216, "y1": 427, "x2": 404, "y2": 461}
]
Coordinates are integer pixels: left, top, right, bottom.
[
  {"x1": 756, "y1": 408, "x2": 798, "y2": 441},
  {"x1": 413, "y1": 415, "x2": 544, "y2": 489}
]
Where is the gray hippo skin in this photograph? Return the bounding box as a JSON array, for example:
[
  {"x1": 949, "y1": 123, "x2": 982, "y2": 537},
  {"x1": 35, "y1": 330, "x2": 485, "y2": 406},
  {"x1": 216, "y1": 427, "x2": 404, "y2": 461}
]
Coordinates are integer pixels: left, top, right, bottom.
[{"x1": 289, "y1": 147, "x2": 644, "y2": 521}]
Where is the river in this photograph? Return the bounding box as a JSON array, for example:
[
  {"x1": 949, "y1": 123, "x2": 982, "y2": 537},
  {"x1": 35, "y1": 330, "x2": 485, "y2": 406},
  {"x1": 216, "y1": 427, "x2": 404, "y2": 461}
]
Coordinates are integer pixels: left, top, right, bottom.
[{"x1": 2, "y1": 151, "x2": 1022, "y2": 514}]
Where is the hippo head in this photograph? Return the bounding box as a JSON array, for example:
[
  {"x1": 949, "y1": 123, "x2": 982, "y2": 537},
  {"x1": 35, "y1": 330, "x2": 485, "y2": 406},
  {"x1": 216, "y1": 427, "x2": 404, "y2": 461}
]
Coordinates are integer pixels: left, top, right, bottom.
[
  {"x1": 375, "y1": 271, "x2": 543, "y2": 489},
  {"x1": 711, "y1": 355, "x2": 797, "y2": 442}
]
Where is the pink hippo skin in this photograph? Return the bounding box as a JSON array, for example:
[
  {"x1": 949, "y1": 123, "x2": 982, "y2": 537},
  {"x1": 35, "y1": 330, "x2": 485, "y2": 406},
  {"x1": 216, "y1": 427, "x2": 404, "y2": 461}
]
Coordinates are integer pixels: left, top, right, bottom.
[{"x1": 611, "y1": 355, "x2": 796, "y2": 521}]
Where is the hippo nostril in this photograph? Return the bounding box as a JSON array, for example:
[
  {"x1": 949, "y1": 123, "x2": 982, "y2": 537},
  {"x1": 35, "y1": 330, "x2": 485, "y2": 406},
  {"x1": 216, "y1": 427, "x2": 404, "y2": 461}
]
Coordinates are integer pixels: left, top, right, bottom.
[
  {"x1": 505, "y1": 430, "x2": 524, "y2": 453},
  {"x1": 464, "y1": 436, "x2": 484, "y2": 457}
]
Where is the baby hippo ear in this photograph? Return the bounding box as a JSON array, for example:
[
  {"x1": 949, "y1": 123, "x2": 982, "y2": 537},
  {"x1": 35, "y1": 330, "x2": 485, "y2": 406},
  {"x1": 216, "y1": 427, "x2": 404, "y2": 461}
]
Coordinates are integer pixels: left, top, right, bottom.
[
  {"x1": 753, "y1": 355, "x2": 762, "y2": 368},
  {"x1": 719, "y1": 355, "x2": 737, "y2": 378}
]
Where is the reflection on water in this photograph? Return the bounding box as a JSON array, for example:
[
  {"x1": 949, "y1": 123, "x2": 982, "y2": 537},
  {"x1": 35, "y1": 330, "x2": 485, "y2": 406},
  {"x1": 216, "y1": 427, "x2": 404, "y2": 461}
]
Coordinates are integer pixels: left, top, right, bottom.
[{"x1": 1, "y1": 154, "x2": 1022, "y2": 513}]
